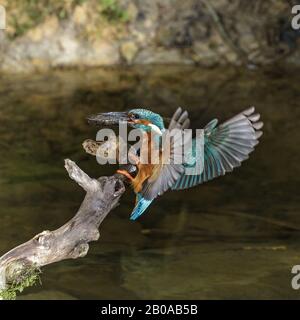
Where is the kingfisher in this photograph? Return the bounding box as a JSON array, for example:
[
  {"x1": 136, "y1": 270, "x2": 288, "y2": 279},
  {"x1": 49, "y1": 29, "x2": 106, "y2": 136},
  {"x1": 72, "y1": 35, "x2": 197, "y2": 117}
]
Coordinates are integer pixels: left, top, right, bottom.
[{"x1": 87, "y1": 107, "x2": 263, "y2": 220}]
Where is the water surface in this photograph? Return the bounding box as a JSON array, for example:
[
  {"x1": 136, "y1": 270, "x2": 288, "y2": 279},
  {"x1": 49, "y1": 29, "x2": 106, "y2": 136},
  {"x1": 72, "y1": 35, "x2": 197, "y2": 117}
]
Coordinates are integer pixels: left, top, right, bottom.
[{"x1": 0, "y1": 65, "x2": 299, "y2": 299}]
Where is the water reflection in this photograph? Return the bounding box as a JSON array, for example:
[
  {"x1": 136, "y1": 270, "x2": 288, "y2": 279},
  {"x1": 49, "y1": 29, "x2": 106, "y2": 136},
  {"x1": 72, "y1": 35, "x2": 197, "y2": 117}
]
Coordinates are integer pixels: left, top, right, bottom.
[{"x1": 0, "y1": 65, "x2": 299, "y2": 299}]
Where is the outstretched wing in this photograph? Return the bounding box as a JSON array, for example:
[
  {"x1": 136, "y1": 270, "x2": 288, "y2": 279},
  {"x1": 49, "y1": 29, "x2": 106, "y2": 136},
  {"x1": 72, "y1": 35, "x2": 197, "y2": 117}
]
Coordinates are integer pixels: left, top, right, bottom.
[
  {"x1": 172, "y1": 107, "x2": 263, "y2": 190},
  {"x1": 168, "y1": 107, "x2": 190, "y2": 130},
  {"x1": 140, "y1": 108, "x2": 191, "y2": 201}
]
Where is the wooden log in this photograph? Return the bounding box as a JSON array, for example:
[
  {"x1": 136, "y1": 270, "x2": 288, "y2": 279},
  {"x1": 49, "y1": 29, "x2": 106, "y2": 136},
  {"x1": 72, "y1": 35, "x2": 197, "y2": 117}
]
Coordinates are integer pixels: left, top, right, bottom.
[{"x1": 0, "y1": 159, "x2": 125, "y2": 292}]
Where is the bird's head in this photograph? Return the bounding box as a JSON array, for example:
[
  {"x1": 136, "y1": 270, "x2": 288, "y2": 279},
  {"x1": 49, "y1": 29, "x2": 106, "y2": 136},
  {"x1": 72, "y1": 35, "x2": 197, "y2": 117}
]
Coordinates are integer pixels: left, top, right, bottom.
[
  {"x1": 87, "y1": 108, "x2": 165, "y2": 134},
  {"x1": 127, "y1": 109, "x2": 165, "y2": 133}
]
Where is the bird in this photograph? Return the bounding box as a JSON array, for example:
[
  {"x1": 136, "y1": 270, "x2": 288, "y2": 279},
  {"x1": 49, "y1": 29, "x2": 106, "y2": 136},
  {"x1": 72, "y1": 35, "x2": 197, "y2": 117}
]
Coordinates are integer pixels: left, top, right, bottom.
[{"x1": 87, "y1": 107, "x2": 263, "y2": 220}]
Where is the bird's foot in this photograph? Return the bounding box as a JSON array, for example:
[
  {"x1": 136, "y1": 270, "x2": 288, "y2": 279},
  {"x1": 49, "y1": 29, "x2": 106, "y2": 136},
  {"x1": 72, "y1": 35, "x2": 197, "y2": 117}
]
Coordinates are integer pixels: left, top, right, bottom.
[{"x1": 116, "y1": 169, "x2": 134, "y2": 181}]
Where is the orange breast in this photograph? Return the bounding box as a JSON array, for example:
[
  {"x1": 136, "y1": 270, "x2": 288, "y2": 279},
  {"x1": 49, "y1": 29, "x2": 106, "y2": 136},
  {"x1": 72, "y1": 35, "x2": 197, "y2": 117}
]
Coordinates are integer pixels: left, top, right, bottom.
[
  {"x1": 131, "y1": 129, "x2": 163, "y2": 193},
  {"x1": 132, "y1": 163, "x2": 154, "y2": 193}
]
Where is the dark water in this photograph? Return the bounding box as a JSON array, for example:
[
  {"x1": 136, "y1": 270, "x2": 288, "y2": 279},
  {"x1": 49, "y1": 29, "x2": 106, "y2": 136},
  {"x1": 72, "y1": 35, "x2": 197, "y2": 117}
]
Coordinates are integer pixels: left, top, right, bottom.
[{"x1": 0, "y1": 65, "x2": 299, "y2": 299}]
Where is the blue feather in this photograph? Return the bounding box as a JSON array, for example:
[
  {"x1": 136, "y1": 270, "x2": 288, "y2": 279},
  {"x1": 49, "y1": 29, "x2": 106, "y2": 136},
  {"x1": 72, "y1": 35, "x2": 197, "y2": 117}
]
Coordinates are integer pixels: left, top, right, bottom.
[{"x1": 130, "y1": 193, "x2": 153, "y2": 220}]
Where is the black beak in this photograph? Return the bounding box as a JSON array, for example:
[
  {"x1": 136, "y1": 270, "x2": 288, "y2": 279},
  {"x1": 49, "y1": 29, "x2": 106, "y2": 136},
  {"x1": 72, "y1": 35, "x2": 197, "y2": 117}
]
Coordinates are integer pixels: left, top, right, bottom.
[{"x1": 87, "y1": 112, "x2": 130, "y2": 126}]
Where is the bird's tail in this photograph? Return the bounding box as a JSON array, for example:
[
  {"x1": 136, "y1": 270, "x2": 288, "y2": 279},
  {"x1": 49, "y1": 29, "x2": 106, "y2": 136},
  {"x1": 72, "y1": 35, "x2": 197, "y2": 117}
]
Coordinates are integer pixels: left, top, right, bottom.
[{"x1": 130, "y1": 193, "x2": 153, "y2": 220}]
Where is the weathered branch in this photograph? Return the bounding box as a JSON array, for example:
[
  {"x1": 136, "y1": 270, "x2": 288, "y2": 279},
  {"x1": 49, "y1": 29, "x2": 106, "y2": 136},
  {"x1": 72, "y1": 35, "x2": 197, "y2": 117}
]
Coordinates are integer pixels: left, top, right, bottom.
[{"x1": 0, "y1": 159, "x2": 125, "y2": 293}]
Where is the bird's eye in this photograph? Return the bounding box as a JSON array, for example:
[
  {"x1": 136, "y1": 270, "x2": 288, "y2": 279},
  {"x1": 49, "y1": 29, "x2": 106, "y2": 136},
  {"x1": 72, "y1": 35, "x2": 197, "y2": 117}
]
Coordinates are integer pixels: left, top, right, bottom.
[{"x1": 131, "y1": 113, "x2": 139, "y2": 120}]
